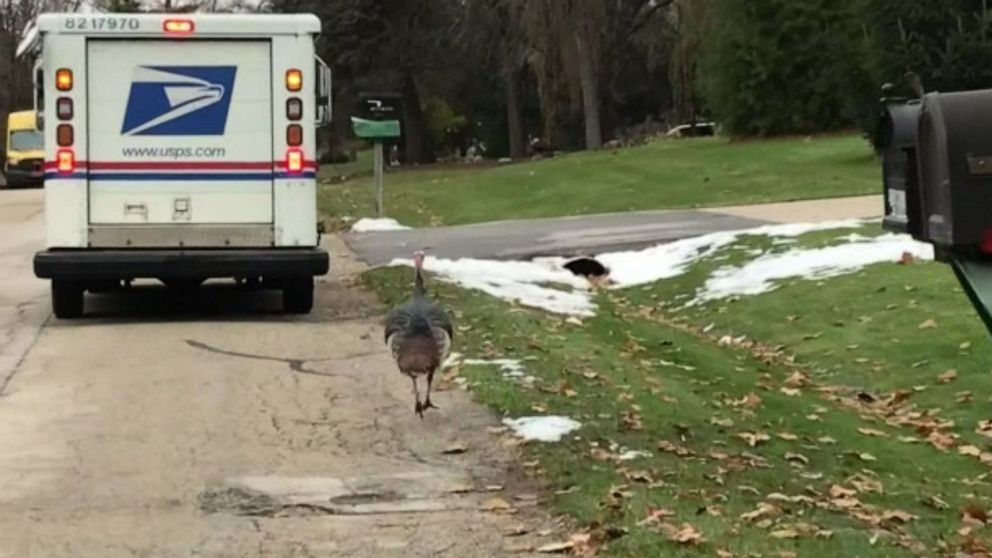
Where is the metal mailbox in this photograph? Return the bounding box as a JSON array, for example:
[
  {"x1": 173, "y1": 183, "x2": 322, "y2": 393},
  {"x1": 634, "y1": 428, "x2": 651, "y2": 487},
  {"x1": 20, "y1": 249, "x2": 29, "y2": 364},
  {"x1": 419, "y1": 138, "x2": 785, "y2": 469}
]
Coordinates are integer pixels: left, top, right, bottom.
[
  {"x1": 916, "y1": 89, "x2": 992, "y2": 255},
  {"x1": 878, "y1": 98, "x2": 922, "y2": 238}
]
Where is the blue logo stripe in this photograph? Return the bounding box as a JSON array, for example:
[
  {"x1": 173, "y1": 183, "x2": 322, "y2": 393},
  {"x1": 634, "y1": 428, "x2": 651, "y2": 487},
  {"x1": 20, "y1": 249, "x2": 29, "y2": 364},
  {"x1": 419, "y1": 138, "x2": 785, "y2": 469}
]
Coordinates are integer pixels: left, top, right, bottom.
[{"x1": 121, "y1": 66, "x2": 237, "y2": 136}]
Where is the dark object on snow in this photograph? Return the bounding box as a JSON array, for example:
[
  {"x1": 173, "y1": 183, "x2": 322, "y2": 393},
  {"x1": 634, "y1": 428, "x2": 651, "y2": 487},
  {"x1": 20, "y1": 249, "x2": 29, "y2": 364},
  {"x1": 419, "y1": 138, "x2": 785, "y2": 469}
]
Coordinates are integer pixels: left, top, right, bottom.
[
  {"x1": 384, "y1": 251, "x2": 454, "y2": 418},
  {"x1": 564, "y1": 257, "x2": 609, "y2": 278}
]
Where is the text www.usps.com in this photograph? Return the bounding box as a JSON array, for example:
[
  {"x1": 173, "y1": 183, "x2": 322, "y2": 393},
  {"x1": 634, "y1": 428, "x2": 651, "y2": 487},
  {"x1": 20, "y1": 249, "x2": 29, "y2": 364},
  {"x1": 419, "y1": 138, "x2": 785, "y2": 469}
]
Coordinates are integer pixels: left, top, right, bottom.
[{"x1": 121, "y1": 147, "x2": 227, "y2": 158}]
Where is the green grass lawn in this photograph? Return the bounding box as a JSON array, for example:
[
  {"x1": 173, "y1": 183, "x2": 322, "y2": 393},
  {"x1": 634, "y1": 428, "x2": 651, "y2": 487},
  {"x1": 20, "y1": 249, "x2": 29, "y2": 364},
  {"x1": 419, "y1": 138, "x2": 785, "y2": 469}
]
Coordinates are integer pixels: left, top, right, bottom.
[
  {"x1": 363, "y1": 226, "x2": 992, "y2": 556},
  {"x1": 321, "y1": 134, "x2": 880, "y2": 228}
]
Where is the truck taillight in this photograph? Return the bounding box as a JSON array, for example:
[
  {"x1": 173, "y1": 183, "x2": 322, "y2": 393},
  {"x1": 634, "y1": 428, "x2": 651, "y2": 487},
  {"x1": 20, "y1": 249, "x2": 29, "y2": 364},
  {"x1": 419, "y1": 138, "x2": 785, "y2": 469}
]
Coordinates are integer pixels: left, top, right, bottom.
[
  {"x1": 57, "y1": 97, "x2": 73, "y2": 120},
  {"x1": 286, "y1": 149, "x2": 303, "y2": 173},
  {"x1": 163, "y1": 19, "x2": 195, "y2": 34},
  {"x1": 56, "y1": 125, "x2": 73, "y2": 147},
  {"x1": 286, "y1": 69, "x2": 302, "y2": 92},
  {"x1": 57, "y1": 149, "x2": 75, "y2": 173},
  {"x1": 287, "y1": 124, "x2": 303, "y2": 146},
  {"x1": 286, "y1": 98, "x2": 302, "y2": 120},
  {"x1": 56, "y1": 69, "x2": 72, "y2": 91}
]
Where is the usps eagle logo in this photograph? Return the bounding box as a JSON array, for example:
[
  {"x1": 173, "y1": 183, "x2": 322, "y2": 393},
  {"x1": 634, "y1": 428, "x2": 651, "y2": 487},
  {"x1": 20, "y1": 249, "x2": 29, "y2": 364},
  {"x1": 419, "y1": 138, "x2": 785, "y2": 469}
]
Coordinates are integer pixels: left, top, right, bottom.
[{"x1": 121, "y1": 66, "x2": 237, "y2": 136}]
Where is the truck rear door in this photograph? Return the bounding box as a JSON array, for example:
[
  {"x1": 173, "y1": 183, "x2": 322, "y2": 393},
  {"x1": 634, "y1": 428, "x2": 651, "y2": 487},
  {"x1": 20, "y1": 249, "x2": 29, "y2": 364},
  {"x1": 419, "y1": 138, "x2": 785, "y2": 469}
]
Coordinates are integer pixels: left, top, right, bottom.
[{"x1": 86, "y1": 40, "x2": 272, "y2": 228}]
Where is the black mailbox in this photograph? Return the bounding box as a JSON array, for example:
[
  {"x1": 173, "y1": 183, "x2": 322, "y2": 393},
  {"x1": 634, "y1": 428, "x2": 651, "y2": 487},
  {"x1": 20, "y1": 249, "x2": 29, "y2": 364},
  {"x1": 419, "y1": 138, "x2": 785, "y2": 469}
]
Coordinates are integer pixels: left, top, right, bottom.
[
  {"x1": 915, "y1": 89, "x2": 992, "y2": 256},
  {"x1": 878, "y1": 98, "x2": 922, "y2": 238},
  {"x1": 358, "y1": 92, "x2": 403, "y2": 121}
]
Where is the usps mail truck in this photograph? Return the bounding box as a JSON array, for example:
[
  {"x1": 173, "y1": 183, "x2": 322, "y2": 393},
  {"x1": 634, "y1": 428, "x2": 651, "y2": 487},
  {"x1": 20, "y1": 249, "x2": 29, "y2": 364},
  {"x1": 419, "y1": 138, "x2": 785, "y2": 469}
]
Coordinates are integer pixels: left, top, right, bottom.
[{"x1": 23, "y1": 13, "x2": 332, "y2": 318}]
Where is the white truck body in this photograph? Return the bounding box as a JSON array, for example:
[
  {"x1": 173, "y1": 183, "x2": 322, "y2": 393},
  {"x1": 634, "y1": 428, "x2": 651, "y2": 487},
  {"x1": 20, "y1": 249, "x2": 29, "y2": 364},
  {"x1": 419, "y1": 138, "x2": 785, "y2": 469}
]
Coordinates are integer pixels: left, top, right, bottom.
[{"x1": 27, "y1": 13, "x2": 331, "y2": 317}]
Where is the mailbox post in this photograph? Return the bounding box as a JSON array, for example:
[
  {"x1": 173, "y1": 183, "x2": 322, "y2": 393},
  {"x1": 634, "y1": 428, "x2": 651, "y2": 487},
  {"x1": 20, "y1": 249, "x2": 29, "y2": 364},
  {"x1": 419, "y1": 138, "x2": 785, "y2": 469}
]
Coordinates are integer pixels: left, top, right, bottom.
[{"x1": 353, "y1": 93, "x2": 402, "y2": 217}]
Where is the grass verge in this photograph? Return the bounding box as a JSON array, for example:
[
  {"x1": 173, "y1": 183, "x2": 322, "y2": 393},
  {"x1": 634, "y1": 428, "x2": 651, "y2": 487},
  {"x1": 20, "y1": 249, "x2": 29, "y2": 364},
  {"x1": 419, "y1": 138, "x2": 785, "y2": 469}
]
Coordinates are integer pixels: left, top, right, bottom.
[
  {"x1": 363, "y1": 226, "x2": 992, "y2": 556},
  {"x1": 323, "y1": 134, "x2": 879, "y2": 228}
]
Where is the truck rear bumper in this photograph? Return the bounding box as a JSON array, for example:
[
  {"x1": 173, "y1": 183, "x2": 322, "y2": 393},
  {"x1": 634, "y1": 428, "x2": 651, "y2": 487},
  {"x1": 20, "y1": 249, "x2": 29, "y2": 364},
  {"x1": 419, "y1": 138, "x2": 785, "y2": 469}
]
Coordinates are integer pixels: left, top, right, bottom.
[
  {"x1": 4, "y1": 168, "x2": 44, "y2": 186},
  {"x1": 34, "y1": 248, "x2": 329, "y2": 280}
]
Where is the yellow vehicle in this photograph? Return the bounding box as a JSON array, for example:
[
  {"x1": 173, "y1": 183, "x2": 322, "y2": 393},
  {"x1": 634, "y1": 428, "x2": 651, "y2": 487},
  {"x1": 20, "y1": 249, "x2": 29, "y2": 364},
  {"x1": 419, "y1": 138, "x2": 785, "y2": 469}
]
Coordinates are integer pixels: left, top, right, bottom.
[{"x1": 3, "y1": 110, "x2": 44, "y2": 188}]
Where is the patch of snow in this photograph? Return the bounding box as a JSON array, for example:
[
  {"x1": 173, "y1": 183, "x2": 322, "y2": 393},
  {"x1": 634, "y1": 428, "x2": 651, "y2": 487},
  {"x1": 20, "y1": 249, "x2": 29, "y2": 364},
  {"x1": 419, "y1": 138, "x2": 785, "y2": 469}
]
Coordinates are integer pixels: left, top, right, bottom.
[
  {"x1": 350, "y1": 218, "x2": 412, "y2": 232},
  {"x1": 503, "y1": 416, "x2": 581, "y2": 442},
  {"x1": 444, "y1": 353, "x2": 533, "y2": 381},
  {"x1": 600, "y1": 219, "x2": 869, "y2": 289},
  {"x1": 693, "y1": 233, "x2": 934, "y2": 304},
  {"x1": 389, "y1": 255, "x2": 595, "y2": 316},
  {"x1": 464, "y1": 358, "x2": 526, "y2": 378},
  {"x1": 388, "y1": 219, "x2": 904, "y2": 316}
]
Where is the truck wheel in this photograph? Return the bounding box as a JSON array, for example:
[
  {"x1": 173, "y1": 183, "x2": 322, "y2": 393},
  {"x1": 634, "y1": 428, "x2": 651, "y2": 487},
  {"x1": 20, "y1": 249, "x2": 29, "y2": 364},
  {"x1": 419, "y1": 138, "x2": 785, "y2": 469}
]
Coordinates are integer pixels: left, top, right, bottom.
[
  {"x1": 282, "y1": 277, "x2": 314, "y2": 314},
  {"x1": 52, "y1": 279, "x2": 84, "y2": 319}
]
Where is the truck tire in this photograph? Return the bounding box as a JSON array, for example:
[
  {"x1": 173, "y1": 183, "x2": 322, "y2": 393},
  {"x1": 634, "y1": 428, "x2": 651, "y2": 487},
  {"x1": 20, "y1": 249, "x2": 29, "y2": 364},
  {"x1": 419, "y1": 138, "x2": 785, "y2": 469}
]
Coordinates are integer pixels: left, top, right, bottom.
[
  {"x1": 282, "y1": 277, "x2": 314, "y2": 314},
  {"x1": 52, "y1": 279, "x2": 84, "y2": 319}
]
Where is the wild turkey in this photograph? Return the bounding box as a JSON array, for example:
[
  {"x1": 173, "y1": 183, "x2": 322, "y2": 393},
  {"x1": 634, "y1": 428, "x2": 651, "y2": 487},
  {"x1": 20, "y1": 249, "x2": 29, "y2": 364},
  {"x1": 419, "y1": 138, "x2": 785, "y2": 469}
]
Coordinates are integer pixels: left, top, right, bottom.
[{"x1": 385, "y1": 251, "x2": 453, "y2": 417}]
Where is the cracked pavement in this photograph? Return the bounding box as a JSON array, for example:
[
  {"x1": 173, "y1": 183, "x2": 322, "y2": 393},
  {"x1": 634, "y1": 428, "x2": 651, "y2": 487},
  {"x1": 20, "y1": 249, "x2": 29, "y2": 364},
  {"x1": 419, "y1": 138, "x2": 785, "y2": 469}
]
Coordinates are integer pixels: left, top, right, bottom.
[{"x1": 0, "y1": 189, "x2": 557, "y2": 557}]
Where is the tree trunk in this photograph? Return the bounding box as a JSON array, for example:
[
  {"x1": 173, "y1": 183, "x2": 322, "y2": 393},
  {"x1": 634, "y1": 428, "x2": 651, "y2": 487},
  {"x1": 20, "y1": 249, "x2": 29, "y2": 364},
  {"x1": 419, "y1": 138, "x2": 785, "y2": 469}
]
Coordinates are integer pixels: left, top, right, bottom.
[
  {"x1": 400, "y1": 72, "x2": 434, "y2": 164},
  {"x1": 505, "y1": 68, "x2": 524, "y2": 159},
  {"x1": 574, "y1": 27, "x2": 602, "y2": 150}
]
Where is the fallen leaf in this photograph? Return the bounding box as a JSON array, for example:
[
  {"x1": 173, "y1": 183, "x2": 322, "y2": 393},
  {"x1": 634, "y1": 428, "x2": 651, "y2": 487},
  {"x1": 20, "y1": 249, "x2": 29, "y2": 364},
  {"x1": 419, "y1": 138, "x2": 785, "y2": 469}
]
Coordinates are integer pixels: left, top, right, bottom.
[
  {"x1": 740, "y1": 502, "x2": 779, "y2": 522},
  {"x1": 637, "y1": 506, "x2": 675, "y2": 526},
  {"x1": 623, "y1": 470, "x2": 655, "y2": 484},
  {"x1": 780, "y1": 387, "x2": 801, "y2": 397},
  {"x1": 938, "y1": 369, "x2": 958, "y2": 384},
  {"x1": 831, "y1": 497, "x2": 861, "y2": 509},
  {"x1": 922, "y1": 495, "x2": 949, "y2": 510},
  {"x1": 959, "y1": 445, "x2": 983, "y2": 457},
  {"x1": 784, "y1": 452, "x2": 809, "y2": 465},
  {"x1": 733, "y1": 393, "x2": 762, "y2": 408},
  {"x1": 963, "y1": 503, "x2": 990, "y2": 525},
  {"x1": 443, "y1": 442, "x2": 468, "y2": 454},
  {"x1": 817, "y1": 436, "x2": 837, "y2": 445},
  {"x1": 778, "y1": 432, "x2": 799, "y2": 441},
  {"x1": 737, "y1": 432, "x2": 770, "y2": 447},
  {"x1": 784, "y1": 371, "x2": 810, "y2": 388},
  {"x1": 961, "y1": 341, "x2": 972, "y2": 350},
  {"x1": 503, "y1": 526, "x2": 530, "y2": 537},
  {"x1": 710, "y1": 416, "x2": 734, "y2": 428},
  {"x1": 858, "y1": 452, "x2": 877, "y2": 462},
  {"x1": 536, "y1": 541, "x2": 574, "y2": 554},
  {"x1": 927, "y1": 430, "x2": 957, "y2": 451},
  {"x1": 770, "y1": 529, "x2": 799, "y2": 539},
  {"x1": 829, "y1": 485, "x2": 857, "y2": 498},
  {"x1": 590, "y1": 448, "x2": 614, "y2": 461},
  {"x1": 858, "y1": 427, "x2": 888, "y2": 438},
  {"x1": 849, "y1": 475, "x2": 884, "y2": 494},
  {"x1": 483, "y1": 497, "x2": 513, "y2": 512},
  {"x1": 918, "y1": 319, "x2": 938, "y2": 330},
  {"x1": 977, "y1": 420, "x2": 992, "y2": 439},
  {"x1": 660, "y1": 523, "x2": 704, "y2": 545},
  {"x1": 657, "y1": 440, "x2": 694, "y2": 457},
  {"x1": 716, "y1": 550, "x2": 734, "y2": 558},
  {"x1": 447, "y1": 483, "x2": 474, "y2": 494},
  {"x1": 881, "y1": 510, "x2": 917, "y2": 523}
]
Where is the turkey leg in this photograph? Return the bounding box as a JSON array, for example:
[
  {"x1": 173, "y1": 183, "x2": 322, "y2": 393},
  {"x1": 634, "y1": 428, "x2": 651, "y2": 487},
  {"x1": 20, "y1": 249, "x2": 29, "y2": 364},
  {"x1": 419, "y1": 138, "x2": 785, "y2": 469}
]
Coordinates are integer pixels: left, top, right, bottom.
[
  {"x1": 411, "y1": 375, "x2": 424, "y2": 417},
  {"x1": 423, "y1": 370, "x2": 439, "y2": 411}
]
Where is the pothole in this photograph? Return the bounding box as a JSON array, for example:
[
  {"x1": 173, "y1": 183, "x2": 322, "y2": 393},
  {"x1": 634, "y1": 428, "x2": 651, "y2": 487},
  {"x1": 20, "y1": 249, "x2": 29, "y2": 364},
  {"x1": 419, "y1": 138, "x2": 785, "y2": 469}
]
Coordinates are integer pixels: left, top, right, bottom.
[
  {"x1": 199, "y1": 473, "x2": 475, "y2": 517},
  {"x1": 329, "y1": 490, "x2": 403, "y2": 506}
]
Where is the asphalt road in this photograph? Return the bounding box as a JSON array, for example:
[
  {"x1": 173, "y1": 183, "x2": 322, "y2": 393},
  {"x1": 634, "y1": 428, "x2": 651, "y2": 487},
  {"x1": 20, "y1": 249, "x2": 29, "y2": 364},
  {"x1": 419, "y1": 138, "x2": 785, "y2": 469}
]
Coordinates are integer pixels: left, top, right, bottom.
[
  {"x1": 343, "y1": 195, "x2": 883, "y2": 265},
  {"x1": 0, "y1": 189, "x2": 557, "y2": 557}
]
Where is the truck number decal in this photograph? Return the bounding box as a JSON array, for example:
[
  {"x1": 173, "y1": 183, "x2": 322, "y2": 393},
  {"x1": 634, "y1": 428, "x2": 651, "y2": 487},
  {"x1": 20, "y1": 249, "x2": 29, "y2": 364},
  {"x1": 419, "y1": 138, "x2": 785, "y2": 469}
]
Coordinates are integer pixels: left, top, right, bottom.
[{"x1": 64, "y1": 17, "x2": 140, "y2": 31}]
